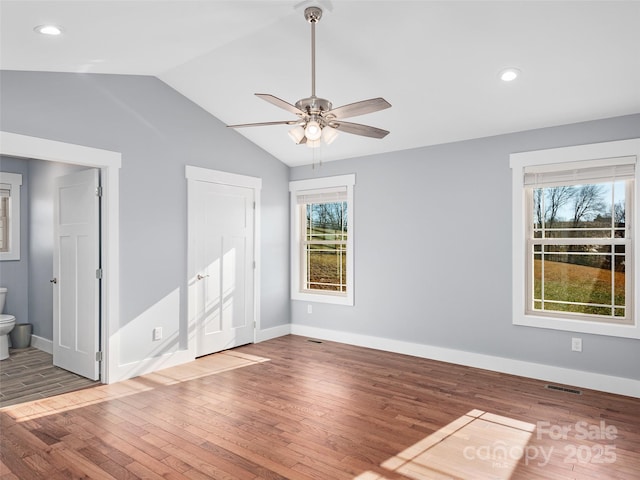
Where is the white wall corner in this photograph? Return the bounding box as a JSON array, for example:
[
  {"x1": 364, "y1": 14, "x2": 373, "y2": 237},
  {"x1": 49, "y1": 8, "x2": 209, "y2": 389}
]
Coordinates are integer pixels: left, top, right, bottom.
[
  {"x1": 30, "y1": 334, "x2": 53, "y2": 354},
  {"x1": 256, "y1": 324, "x2": 292, "y2": 343}
]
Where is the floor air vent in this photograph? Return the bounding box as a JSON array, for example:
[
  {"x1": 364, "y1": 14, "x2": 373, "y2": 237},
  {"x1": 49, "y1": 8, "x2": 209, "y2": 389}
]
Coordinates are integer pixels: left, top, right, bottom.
[
  {"x1": 545, "y1": 384, "x2": 582, "y2": 395},
  {"x1": 307, "y1": 339, "x2": 323, "y2": 344}
]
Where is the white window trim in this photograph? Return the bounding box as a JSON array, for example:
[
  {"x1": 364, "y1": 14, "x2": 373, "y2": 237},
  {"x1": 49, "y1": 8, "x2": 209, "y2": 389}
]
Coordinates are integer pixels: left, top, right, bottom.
[
  {"x1": 511, "y1": 138, "x2": 640, "y2": 339},
  {"x1": 290, "y1": 174, "x2": 355, "y2": 306},
  {"x1": 0, "y1": 172, "x2": 22, "y2": 261}
]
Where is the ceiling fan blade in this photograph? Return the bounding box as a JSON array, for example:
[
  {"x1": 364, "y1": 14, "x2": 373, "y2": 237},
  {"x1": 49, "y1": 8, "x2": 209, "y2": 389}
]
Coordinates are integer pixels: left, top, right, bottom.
[
  {"x1": 326, "y1": 97, "x2": 391, "y2": 120},
  {"x1": 332, "y1": 121, "x2": 390, "y2": 139},
  {"x1": 255, "y1": 94, "x2": 306, "y2": 116},
  {"x1": 227, "y1": 120, "x2": 300, "y2": 128}
]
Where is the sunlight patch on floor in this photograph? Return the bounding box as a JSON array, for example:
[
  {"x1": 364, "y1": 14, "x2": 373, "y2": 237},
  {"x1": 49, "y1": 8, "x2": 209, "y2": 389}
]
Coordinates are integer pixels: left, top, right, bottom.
[
  {"x1": 2, "y1": 350, "x2": 269, "y2": 422},
  {"x1": 355, "y1": 410, "x2": 535, "y2": 480},
  {"x1": 142, "y1": 350, "x2": 269, "y2": 385}
]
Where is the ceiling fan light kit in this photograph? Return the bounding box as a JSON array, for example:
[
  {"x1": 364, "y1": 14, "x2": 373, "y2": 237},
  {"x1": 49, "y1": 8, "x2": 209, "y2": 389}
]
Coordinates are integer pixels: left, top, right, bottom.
[
  {"x1": 288, "y1": 125, "x2": 306, "y2": 144},
  {"x1": 228, "y1": 6, "x2": 391, "y2": 148},
  {"x1": 322, "y1": 125, "x2": 338, "y2": 145},
  {"x1": 304, "y1": 121, "x2": 322, "y2": 141}
]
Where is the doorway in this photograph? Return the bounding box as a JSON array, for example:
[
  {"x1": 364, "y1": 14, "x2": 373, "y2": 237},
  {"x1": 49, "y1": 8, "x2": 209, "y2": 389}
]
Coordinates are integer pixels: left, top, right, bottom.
[
  {"x1": 186, "y1": 166, "x2": 261, "y2": 357},
  {"x1": 0, "y1": 159, "x2": 101, "y2": 405},
  {"x1": 0, "y1": 131, "x2": 121, "y2": 384}
]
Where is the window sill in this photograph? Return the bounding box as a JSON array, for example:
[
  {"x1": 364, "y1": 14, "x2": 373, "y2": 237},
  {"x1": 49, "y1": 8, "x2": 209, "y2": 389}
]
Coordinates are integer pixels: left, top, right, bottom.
[
  {"x1": 292, "y1": 290, "x2": 353, "y2": 306},
  {"x1": 514, "y1": 312, "x2": 640, "y2": 339}
]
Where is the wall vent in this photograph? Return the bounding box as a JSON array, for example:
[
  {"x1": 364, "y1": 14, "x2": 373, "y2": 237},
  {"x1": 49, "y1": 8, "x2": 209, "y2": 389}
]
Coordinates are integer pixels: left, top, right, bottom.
[{"x1": 545, "y1": 384, "x2": 582, "y2": 395}]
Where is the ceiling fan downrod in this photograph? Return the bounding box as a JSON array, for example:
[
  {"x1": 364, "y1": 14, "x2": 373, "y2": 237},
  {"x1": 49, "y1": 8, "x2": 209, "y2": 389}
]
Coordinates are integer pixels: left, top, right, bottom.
[{"x1": 304, "y1": 6, "x2": 322, "y2": 99}]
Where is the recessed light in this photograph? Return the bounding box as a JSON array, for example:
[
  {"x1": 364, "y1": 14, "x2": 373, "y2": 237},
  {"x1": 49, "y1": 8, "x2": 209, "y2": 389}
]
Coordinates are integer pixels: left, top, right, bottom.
[
  {"x1": 34, "y1": 25, "x2": 63, "y2": 36},
  {"x1": 499, "y1": 67, "x2": 520, "y2": 82}
]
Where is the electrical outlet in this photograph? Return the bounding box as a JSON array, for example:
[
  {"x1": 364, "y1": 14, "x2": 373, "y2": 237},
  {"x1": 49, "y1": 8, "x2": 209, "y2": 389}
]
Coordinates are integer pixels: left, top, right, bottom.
[
  {"x1": 571, "y1": 337, "x2": 582, "y2": 352},
  {"x1": 153, "y1": 327, "x2": 163, "y2": 341},
  {"x1": 307, "y1": 304, "x2": 313, "y2": 314}
]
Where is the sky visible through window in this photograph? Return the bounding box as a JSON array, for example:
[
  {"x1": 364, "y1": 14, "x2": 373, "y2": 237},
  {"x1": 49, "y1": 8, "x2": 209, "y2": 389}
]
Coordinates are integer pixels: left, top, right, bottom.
[{"x1": 535, "y1": 181, "x2": 625, "y2": 228}]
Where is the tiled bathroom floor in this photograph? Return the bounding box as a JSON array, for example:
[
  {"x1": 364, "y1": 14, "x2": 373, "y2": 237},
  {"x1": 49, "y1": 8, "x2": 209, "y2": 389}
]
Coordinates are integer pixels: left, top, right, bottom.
[{"x1": 0, "y1": 347, "x2": 98, "y2": 407}]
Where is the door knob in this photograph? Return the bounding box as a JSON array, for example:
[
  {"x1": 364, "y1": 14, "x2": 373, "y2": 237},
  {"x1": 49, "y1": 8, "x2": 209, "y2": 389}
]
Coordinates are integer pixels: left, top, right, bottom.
[
  {"x1": 50, "y1": 278, "x2": 57, "y2": 284},
  {"x1": 197, "y1": 274, "x2": 210, "y2": 280}
]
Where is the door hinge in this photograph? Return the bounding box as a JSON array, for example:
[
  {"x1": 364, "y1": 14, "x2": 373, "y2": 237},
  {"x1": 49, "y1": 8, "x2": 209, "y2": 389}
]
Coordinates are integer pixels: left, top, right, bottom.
[
  {"x1": 96, "y1": 268, "x2": 103, "y2": 279},
  {"x1": 253, "y1": 260, "x2": 256, "y2": 269},
  {"x1": 96, "y1": 185, "x2": 103, "y2": 197},
  {"x1": 96, "y1": 351, "x2": 103, "y2": 362},
  {"x1": 253, "y1": 201, "x2": 256, "y2": 210}
]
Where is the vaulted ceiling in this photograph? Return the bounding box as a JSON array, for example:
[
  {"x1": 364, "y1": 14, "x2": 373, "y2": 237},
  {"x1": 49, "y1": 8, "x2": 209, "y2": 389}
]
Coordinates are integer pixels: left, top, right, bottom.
[{"x1": 2, "y1": 1, "x2": 639, "y2": 167}]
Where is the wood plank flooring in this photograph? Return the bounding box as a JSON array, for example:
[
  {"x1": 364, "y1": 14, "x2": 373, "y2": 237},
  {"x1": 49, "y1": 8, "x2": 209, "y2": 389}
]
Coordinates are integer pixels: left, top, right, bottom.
[
  {"x1": 1, "y1": 335, "x2": 639, "y2": 479},
  {"x1": 0, "y1": 348, "x2": 98, "y2": 408}
]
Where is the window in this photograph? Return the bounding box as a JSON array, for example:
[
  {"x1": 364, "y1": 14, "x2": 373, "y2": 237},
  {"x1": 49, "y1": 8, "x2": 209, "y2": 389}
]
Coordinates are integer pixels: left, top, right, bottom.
[
  {"x1": 290, "y1": 175, "x2": 354, "y2": 305},
  {"x1": 0, "y1": 192, "x2": 9, "y2": 251},
  {"x1": 511, "y1": 139, "x2": 640, "y2": 339},
  {"x1": 527, "y1": 162, "x2": 632, "y2": 321},
  {"x1": 0, "y1": 172, "x2": 22, "y2": 261}
]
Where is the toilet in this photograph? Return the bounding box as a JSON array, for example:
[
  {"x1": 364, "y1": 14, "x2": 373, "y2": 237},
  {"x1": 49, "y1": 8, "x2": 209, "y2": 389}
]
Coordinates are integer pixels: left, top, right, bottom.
[{"x1": 0, "y1": 287, "x2": 16, "y2": 360}]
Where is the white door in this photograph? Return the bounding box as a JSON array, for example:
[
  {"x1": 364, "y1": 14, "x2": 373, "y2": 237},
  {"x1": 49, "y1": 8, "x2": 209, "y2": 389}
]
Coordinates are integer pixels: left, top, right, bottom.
[
  {"x1": 53, "y1": 169, "x2": 100, "y2": 380},
  {"x1": 191, "y1": 179, "x2": 255, "y2": 357}
]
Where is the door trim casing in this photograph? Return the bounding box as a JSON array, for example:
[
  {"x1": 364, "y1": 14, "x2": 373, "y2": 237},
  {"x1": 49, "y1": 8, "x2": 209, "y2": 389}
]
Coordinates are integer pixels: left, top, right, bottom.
[
  {"x1": 0, "y1": 131, "x2": 121, "y2": 384},
  {"x1": 185, "y1": 165, "x2": 262, "y2": 357}
]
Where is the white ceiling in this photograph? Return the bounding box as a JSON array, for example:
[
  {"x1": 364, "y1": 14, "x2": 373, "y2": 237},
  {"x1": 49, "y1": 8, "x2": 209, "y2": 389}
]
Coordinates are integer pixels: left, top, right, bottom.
[{"x1": 2, "y1": 1, "x2": 639, "y2": 167}]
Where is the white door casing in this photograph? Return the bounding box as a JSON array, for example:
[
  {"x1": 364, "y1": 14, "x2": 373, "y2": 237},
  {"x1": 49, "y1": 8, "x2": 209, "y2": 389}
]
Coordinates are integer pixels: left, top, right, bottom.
[
  {"x1": 53, "y1": 169, "x2": 100, "y2": 380},
  {"x1": 186, "y1": 166, "x2": 261, "y2": 357},
  {"x1": 1, "y1": 131, "x2": 120, "y2": 384}
]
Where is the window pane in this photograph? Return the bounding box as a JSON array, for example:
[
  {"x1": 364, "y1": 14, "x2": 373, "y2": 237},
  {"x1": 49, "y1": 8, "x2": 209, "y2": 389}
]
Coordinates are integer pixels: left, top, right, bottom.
[
  {"x1": 534, "y1": 182, "x2": 624, "y2": 239},
  {"x1": 532, "y1": 189, "x2": 544, "y2": 230},
  {"x1": 306, "y1": 245, "x2": 346, "y2": 292},
  {"x1": 306, "y1": 202, "x2": 347, "y2": 242},
  {"x1": 613, "y1": 181, "x2": 626, "y2": 238},
  {"x1": 542, "y1": 185, "x2": 575, "y2": 228},
  {"x1": 0, "y1": 197, "x2": 8, "y2": 253},
  {"x1": 614, "y1": 254, "x2": 625, "y2": 306},
  {"x1": 533, "y1": 252, "x2": 542, "y2": 305},
  {"x1": 543, "y1": 254, "x2": 612, "y2": 303},
  {"x1": 543, "y1": 229, "x2": 612, "y2": 239},
  {"x1": 532, "y1": 244, "x2": 625, "y2": 316}
]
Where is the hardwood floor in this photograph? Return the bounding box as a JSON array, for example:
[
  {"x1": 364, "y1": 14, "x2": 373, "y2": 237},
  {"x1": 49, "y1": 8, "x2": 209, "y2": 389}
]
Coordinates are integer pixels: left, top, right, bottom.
[
  {"x1": 1, "y1": 335, "x2": 638, "y2": 479},
  {"x1": 0, "y1": 348, "x2": 99, "y2": 408}
]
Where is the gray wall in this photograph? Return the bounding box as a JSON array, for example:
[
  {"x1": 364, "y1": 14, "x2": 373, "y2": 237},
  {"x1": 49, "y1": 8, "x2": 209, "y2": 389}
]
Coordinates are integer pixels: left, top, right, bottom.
[
  {"x1": 0, "y1": 156, "x2": 29, "y2": 327},
  {"x1": 290, "y1": 114, "x2": 640, "y2": 380},
  {"x1": 0, "y1": 70, "x2": 290, "y2": 366}
]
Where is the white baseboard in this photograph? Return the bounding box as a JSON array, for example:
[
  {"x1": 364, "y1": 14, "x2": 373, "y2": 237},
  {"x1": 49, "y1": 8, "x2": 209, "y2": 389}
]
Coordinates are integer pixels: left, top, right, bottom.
[
  {"x1": 290, "y1": 324, "x2": 640, "y2": 399},
  {"x1": 108, "y1": 324, "x2": 293, "y2": 383},
  {"x1": 256, "y1": 324, "x2": 291, "y2": 343},
  {"x1": 109, "y1": 348, "x2": 195, "y2": 384},
  {"x1": 83, "y1": 320, "x2": 640, "y2": 398},
  {"x1": 31, "y1": 335, "x2": 53, "y2": 354},
  {"x1": 29, "y1": 335, "x2": 193, "y2": 384}
]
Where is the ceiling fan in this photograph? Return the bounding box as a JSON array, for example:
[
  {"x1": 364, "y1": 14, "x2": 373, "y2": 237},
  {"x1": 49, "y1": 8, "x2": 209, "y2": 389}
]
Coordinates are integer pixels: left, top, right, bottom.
[{"x1": 227, "y1": 6, "x2": 391, "y2": 148}]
